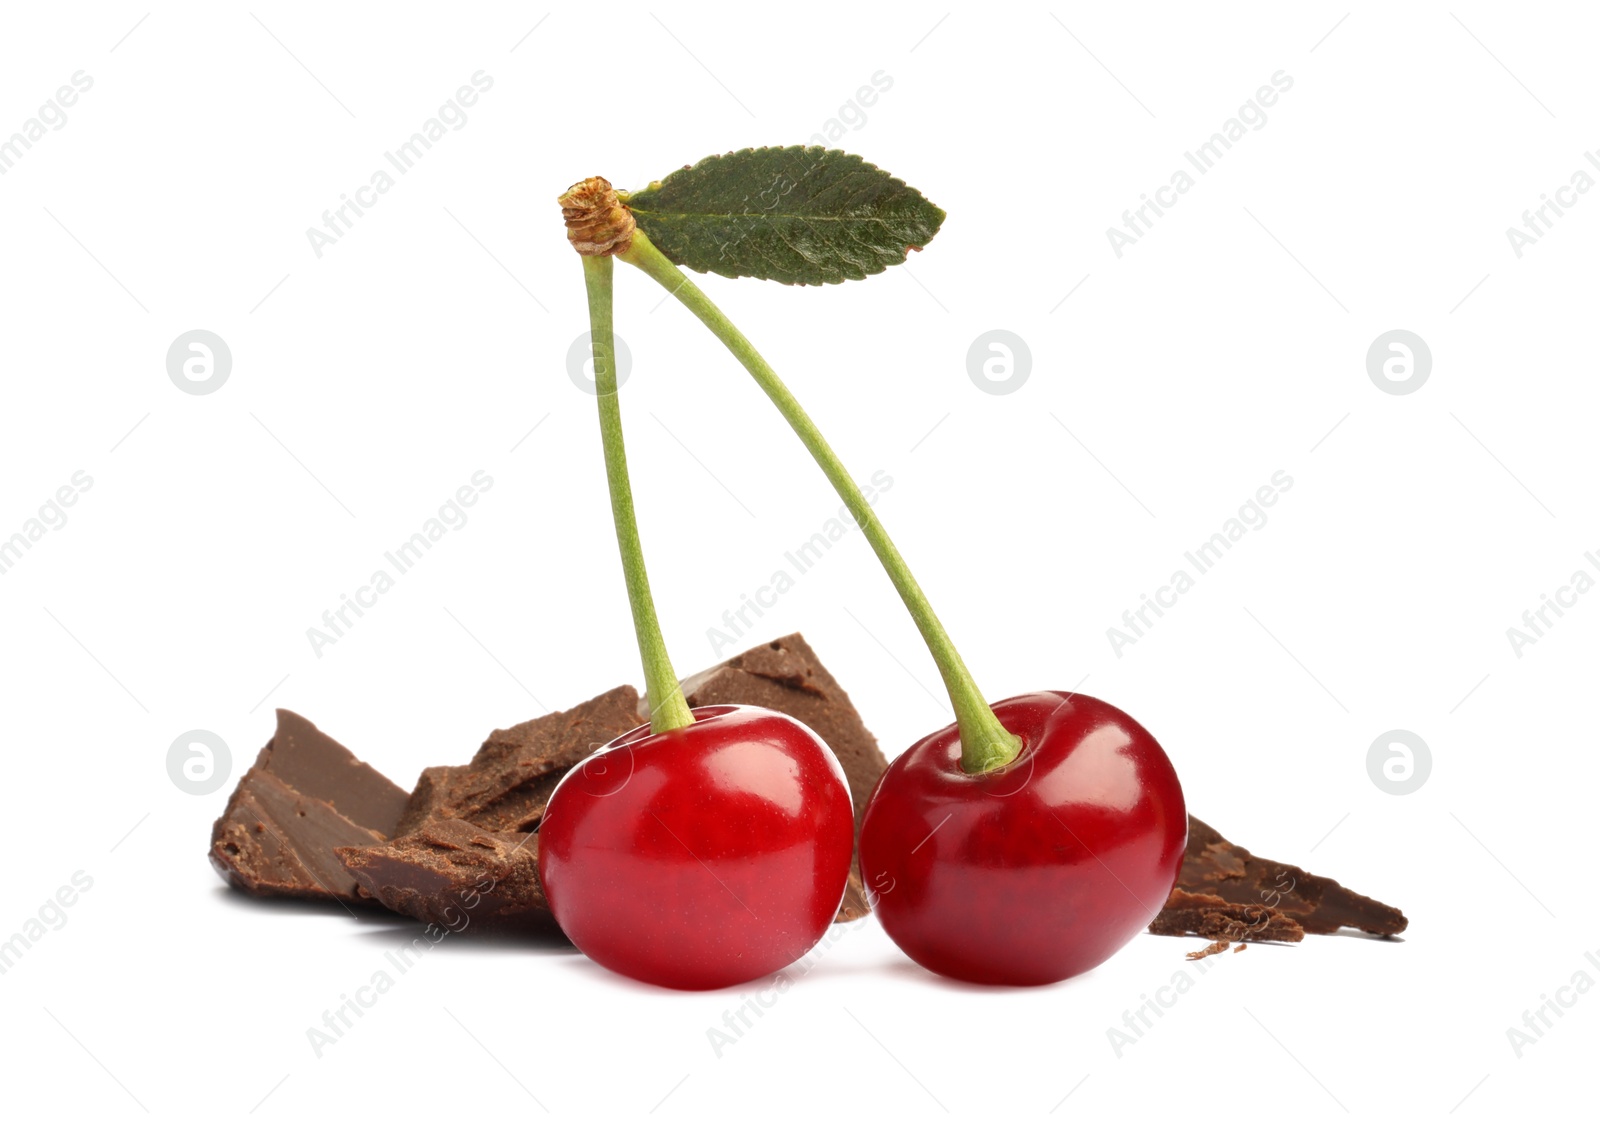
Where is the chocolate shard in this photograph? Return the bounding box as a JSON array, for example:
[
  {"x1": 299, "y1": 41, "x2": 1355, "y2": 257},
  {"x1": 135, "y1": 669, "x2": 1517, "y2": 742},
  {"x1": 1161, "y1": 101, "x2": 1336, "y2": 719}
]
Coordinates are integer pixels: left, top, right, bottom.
[
  {"x1": 1151, "y1": 816, "x2": 1407, "y2": 942},
  {"x1": 210, "y1": 710, "x2": 409, "y2": 902},
  {"x1": 394, "y1": 685, "x2": 643, "y2": 836},
  {"x1": 336, "y1": 820, "x2": 555, "y2": 934},
  {"x1": 673, "y1": 633, "x2": 891, "y2": 923}
]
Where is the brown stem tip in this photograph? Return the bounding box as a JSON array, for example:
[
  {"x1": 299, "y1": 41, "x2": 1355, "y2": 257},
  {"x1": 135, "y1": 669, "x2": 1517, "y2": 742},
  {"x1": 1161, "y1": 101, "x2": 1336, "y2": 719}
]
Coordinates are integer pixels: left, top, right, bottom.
[{"x1": 558, "y1": 176, "x2": 635, "y2": 257}]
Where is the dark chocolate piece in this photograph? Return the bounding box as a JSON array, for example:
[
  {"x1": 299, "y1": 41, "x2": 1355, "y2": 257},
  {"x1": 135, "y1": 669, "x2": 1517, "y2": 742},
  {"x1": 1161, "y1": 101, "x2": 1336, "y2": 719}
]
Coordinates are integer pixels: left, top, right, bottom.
[
  {"x1": 1150, "y1": 816, "x2": 1407, "y2": 942},
  {"x1": 210, "y1": 710, "x2": 409, "y2": 901},
  {"x1": 336, "y1": 819, "x2": 555, "y2": 933},
  {"x1": 394, "y1": 685, "x2": 643, "y2": 836}
]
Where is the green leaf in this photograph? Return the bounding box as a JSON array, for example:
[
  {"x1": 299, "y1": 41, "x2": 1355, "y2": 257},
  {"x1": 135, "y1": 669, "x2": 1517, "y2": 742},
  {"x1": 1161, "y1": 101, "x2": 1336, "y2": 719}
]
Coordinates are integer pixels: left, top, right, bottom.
[{"x1": 623, "y1": 147, "x2": 945, "y2": 286}]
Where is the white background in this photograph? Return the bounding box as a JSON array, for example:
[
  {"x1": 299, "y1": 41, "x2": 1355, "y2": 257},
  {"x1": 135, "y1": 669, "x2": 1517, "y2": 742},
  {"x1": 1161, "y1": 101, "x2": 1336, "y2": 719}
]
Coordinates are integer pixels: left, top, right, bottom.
[{"x1": 0, "y1": 3, "x2": 1592, "y2": 1122}]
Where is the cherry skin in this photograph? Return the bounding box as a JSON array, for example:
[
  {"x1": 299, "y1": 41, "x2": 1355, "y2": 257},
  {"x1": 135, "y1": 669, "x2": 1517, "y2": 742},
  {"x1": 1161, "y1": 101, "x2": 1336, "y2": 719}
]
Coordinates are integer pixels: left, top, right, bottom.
[
  {"x1": 858, "y1": 691, "x2": 1186, "y2": 986},
  {"x1": 537, "y1": 704, "x2": 855, "y2": 990}
]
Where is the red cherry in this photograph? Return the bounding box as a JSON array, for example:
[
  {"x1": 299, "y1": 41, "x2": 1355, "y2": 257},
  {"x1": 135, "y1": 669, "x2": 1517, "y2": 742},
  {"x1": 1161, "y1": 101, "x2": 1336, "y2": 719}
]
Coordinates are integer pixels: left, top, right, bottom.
[
  {"x1": 537, "y1": 704, "x2": 856, "y2": 990},
  {"x1": 858, "y1": 691, "x2": 1186, "y2": 986}
]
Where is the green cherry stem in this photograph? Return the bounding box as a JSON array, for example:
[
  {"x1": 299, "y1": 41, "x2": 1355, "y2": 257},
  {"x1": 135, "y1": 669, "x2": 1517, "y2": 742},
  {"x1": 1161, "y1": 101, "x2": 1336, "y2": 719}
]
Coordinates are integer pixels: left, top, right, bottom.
[
  {"x1": 580, "y1": 253, "x2": 695, "y2": 733},
  {"x1": 617, "y1": 229, "x2": 1022, "y2": 773}
]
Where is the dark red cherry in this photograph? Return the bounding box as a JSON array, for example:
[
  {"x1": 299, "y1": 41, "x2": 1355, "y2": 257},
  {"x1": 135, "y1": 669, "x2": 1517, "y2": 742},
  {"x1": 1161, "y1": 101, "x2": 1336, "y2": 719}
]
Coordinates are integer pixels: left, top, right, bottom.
[
  {"x1": 537, "y1": 705, "x2": 855, "y2": 990},
  {"x1": 858, "y1": 691, "x2": 1186, "y2": 986}
]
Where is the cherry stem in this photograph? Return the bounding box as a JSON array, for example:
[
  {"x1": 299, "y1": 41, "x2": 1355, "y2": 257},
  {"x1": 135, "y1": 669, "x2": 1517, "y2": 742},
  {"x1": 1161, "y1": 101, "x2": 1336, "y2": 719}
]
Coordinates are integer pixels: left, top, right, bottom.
[
  {"x1": 617, "y1": 230, "x2": 1022, "y2": 773},
  {"x1": 581, "y1": 253, "x2": 694, "y2": 733}
]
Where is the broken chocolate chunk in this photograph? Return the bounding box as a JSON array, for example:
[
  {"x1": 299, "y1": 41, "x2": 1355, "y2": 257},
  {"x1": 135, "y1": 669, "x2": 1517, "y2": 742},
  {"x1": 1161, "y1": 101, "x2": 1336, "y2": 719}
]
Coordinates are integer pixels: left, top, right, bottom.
[
  {"x1": 337, "y1": 819, "x2": 555, "y2": 933},
  {"x1": 394, "y1": 685, "x2": 643, "y2": 836},
  {"x1": 210, "y1": 710, "x2": 409, "y2": 902},
  {"x1": 1150, "y1": 816, "x2": 1407, "y2": 942}
]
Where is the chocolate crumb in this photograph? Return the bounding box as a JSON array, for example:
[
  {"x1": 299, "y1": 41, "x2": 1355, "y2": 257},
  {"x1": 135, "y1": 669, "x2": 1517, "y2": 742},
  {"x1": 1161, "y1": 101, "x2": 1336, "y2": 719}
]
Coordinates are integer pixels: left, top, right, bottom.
[{"x1": 1187, "y1": 939, "x2": 1231, "y2": 961}]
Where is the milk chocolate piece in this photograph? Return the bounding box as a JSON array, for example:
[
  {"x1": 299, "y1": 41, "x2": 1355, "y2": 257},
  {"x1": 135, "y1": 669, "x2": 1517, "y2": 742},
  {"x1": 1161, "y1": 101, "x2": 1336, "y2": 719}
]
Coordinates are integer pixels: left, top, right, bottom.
[
  {"x1": 675, "y1": 634, "x2": 891, "y2": 923},
  {"x1": 337, "y1": 820, "x2": 554, "y2": 933},
  {"x1": 1150, "y1": 816, "x2": 1407, "y2": 942},
  {"x1": 394, "y1": 685, "x2": 643, "y2": 836},
  {"x1": 210, "y1": 710, "x2": 409, "y2": 901}
]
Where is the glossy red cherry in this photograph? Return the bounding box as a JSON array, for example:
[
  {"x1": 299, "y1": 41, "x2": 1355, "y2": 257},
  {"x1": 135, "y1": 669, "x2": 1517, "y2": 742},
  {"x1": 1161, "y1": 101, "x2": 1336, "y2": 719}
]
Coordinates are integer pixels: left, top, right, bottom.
[
  {"x1": 537, "y1": 704, "x2": 855, "y2": 990},
  {"x1": 858, "y1": 691, "x2": 1186, "y2": 986}
]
